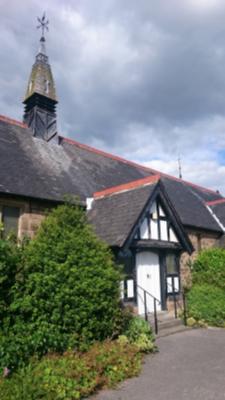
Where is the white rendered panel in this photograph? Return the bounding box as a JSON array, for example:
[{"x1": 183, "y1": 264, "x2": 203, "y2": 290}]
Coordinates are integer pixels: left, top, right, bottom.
[
  {"x1": 159, "y1": 205, "x2": 165, "y2": 217},
  {"x1": 169, "y1": 227, "x2": 178, "y2": 242},
  {"x1": 160, "y1": 220, "x2": 168, "y2": 241},
  {"x1": 140, "y1": 218, "x2": 149, "y2": 239},
  {"x1": 127, "y1": 280, "x2": 134, "y2": 298},
  {"x1": 150, "y1": 219, "x2": 158, "y2": 239},
  {"x1": 150, "y1": 201, "x2": 157, "y2": 219},
  {"x1": 136, "y1": 252, "x2": 161, "y2": 314}
]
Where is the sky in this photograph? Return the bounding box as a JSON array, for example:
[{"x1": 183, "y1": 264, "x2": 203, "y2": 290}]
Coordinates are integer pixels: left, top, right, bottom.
[{"x1": 1, "y1": 0, "x2": 225, "y2": 194}]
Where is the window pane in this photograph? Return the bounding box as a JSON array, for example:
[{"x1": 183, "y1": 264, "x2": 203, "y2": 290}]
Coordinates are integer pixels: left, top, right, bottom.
[
  {"x1": 2, "y1": 206, "x2": 20, "y2": 238},
  {"x1": 166, "y1": 254, "x2": 178, "y2": 275}
]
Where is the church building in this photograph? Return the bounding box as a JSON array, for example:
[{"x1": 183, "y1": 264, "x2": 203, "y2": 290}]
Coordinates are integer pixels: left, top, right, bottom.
[{"x1": 1, "y1": 21, "x2": 225, "y2": 316}]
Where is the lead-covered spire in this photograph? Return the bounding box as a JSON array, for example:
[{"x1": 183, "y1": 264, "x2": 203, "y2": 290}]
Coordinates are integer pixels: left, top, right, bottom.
[{"x1": 23, "y1": 13, "x2": 57, "y2": 141}]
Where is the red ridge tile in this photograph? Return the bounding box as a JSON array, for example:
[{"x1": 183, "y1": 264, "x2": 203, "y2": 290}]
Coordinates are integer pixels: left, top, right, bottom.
[
  {"x1": 93, "y1": 174, "x2": 161, "y2": 198},
  {"x1": 60, "y1": 137, "x2": 219, "y2": 195},
  {"x1": 0, "y1": 114, "x2": 27, "y2": 128},
  {"x1": 206, "y1": 198, "x2": 225, "y2": 206}
]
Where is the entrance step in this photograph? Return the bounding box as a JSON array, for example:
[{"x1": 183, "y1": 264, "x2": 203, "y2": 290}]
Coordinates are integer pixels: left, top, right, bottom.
[
  {"x1": 156, "y1": 324, "x2": 191, "y2": 338},
  {"x1": 148, "y1": 311, "x2": 191, "y2": 338}
]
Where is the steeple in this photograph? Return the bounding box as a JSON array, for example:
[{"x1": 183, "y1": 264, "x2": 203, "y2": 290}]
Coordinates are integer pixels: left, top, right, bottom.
[{"x1": 23, "y1": 13, "x2": 57, "y2": 141}]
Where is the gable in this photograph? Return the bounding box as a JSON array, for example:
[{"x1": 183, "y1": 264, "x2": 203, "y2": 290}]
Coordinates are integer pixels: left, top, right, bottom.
[
  {"x1": 89, "y1": 180, "x2": 193, "y2": 254},
  {"x1": 136, "y1": 198, "x2": 178, "y2": 243}
]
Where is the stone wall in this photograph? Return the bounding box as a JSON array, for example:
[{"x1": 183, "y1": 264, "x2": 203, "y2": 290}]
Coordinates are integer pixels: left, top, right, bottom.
[
  {"x1": 0, "y1": 196, "x2": 55, "y2": 240},
  {"x1": 180, "y1": 229, "x2": 221, "y2": 288}
]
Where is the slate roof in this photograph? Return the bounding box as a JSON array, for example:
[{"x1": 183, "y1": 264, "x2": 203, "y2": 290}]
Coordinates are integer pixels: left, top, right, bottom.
[
  {"x1": 161, "y1": 178, "x2": 221, "y2": 232},
  {"x1": 88, "y1": 182, "x2": 158, "y2": 247},
  {"x1": 88, "y1": 178, "x2": 194, "y2": 252},
  {"x1": 206, "y1": 200, "x2": 225, "y2": 228},
  {"x1": 0, "y1": 115, "x2": 223, "y2": 234}
]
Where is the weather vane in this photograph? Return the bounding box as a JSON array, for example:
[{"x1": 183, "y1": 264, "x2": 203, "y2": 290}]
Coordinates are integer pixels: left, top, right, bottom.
[{"x1": 37, "y1": 12, "x2": 49, "y2": 39}]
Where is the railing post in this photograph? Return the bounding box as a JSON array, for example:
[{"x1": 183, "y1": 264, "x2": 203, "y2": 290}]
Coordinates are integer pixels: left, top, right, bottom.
[
  {"x1": 154, "y1": 298, "x2": 158, "y2": 335},
  {"x1": 172, "y1": 277, "x2": 177, "y2": 319},
  {"x1": 183, "y1": 290, "x2": 187, "y2": 326},
  {"x1": 144, "y1": 290, "x2": 148, "y2": 322}
]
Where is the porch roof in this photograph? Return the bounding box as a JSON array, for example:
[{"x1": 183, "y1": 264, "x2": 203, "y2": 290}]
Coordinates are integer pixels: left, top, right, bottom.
[{"x1": 88, "y1": 182, "x2": 158, "y2": 247}]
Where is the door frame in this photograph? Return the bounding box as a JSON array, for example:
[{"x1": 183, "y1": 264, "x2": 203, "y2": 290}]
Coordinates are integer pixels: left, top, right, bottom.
[{"x1": 134, "y1": 249, "x2": 181, "y2": 312}]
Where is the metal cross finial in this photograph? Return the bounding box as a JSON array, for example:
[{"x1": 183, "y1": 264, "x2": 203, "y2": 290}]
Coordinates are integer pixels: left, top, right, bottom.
[{"x1": 37, "y1": 12, "x2": 49, "y2": 39}]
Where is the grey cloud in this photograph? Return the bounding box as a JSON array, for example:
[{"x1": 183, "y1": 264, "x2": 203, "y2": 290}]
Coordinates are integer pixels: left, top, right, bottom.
[{"x1": 1, "y1": 0, "x2": 225, "y2": 192}]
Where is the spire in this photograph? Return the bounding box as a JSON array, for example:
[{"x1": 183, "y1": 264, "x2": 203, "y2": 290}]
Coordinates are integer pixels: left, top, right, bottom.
[{"x1": 23, "y1": 13, "x2": 57, "y2": 142}]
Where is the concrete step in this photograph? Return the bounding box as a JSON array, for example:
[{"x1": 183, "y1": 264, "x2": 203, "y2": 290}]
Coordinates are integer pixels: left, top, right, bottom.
[
  {"x1": 156, "y1": 318, "x2": 183, "y2": 330},
  {"x1": 148, "y1": 311, "x2": 190, "y2": 337},
  {"x1": 156, "y1": 324, "x2": 191, "y2": 338}
]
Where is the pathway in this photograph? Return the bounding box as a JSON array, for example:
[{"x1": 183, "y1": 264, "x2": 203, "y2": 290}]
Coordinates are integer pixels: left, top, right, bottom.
[{"x1": 91, "y1": 328, "x2": 225, "y2": 400}]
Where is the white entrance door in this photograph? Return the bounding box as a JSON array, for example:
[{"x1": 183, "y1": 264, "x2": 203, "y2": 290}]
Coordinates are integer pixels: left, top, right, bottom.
[{"x1": 136, "y1": 251, "x2": 161, "y2": 315}]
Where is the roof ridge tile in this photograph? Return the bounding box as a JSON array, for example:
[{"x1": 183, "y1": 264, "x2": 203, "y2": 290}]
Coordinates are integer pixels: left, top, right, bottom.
[
  {"x1": 0, "y1": 114, "x2": 27, "y2": 129},
  {"x1": 93, "y1": 174, "x2": 160, "y2": 199},
  {"x1": 60, "y1": 136, "x2": 219, "y2": 196},
  {"x1": 206, "y1": 198, "x2": 225, "y2": 206}
]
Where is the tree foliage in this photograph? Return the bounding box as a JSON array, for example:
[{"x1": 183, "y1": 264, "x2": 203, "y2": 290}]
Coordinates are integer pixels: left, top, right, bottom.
[
  {"x1": 0, "y1": 239, "x2": 21, "y2": 321},
  {"x1": 0, "y1": 204, "x2": 122, "y2": 370}
]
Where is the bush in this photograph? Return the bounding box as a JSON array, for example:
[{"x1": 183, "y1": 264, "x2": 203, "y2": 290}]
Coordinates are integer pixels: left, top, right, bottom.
[
  {"x1": 187, "y1": 284, "x2": 225, "y2": 327},
  {"x1": 0, "y1": 204, "x2": 123, "y2": 370},
  {"x1": 187, "y1": 248, "x2": 225, "y2": 327},
  {"x1": 0, "y1": 340, "x2": 142, "y2": 400},
  {"x1": 122, "y1": 316, "x2": 156, "y2": 352},
  {"x1": 191, "y1": 248, "x2": 225, "y2": 290},
  {"x1": 0, "y1": 239, "x2": 21, "y2": 320}
]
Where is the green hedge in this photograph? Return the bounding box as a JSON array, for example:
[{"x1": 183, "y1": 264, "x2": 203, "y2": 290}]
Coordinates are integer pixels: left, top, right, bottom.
[
  {"x1": 191, "y1": 248, "x2": 225, "y2": 290},
  {"x1": 187, "y1": 283, "x2": 225, "y2": 327},
  {"x1": 187, "y1": 248, "x2": 225, "y2": 327}
]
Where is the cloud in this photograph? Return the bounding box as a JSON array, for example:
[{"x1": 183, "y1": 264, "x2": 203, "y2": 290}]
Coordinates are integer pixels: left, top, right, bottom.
[{"x1": 1, "y1": 0, "x2": 225, "y2": 194}]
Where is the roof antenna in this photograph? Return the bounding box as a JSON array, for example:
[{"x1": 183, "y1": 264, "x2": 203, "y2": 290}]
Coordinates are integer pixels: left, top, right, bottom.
[{"x1": 178, "y1": 156, "x2": 182, "y2": 179}]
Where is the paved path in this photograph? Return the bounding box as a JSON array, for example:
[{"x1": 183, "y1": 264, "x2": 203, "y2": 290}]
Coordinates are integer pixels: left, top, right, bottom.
[{"x1": 91, "y1": 328, "x2": 225, "y2": 400}]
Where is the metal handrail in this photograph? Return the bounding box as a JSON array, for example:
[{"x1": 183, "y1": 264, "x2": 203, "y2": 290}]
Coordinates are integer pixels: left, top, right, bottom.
[
  {"x1": 167, "y1": 279, "x2": 187, "y2": 325},
  {"x1": 136, "y1": 283, "x2": 161, "y2": 334},
  {"x1": 136, "y1": 284, "x2": 161, "y2": 305}
]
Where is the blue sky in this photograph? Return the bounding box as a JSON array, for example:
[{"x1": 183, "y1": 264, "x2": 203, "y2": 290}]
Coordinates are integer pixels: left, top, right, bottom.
[{"x1": 1, "y1": 0, "x2": 225, "y2": 193}]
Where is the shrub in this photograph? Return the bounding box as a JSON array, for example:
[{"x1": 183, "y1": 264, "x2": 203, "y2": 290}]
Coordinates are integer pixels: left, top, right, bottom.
[
  {"x1": 0, "y1": 239, "x2": 21, "y2": 320},
  {"x1": 0, "y1": 204, "x2": 123, "y2": 370},
  {"x1": 122, "y1": 316, "x2": 156, "y2": 352},
  {"x1": 0, "y1": 340, "x2": 141, "y2": 400},
  {"x1": 191, "y1": 248, "x2": 225, "y2": 290},
  {"x1": 187, "y1": 284, "x2": 225, "y2": 327}
]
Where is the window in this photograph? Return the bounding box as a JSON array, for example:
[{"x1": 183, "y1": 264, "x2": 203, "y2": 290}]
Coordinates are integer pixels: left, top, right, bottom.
[
  {"x1": 1, "y1": 206, "x2": 20, "y2": 239},
  {"x1": 166, "y1": 254, "x2": 178, "y2": 275},
  {"x1": 166, "y1": 254, "x2": 180, "y2": 294}
]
